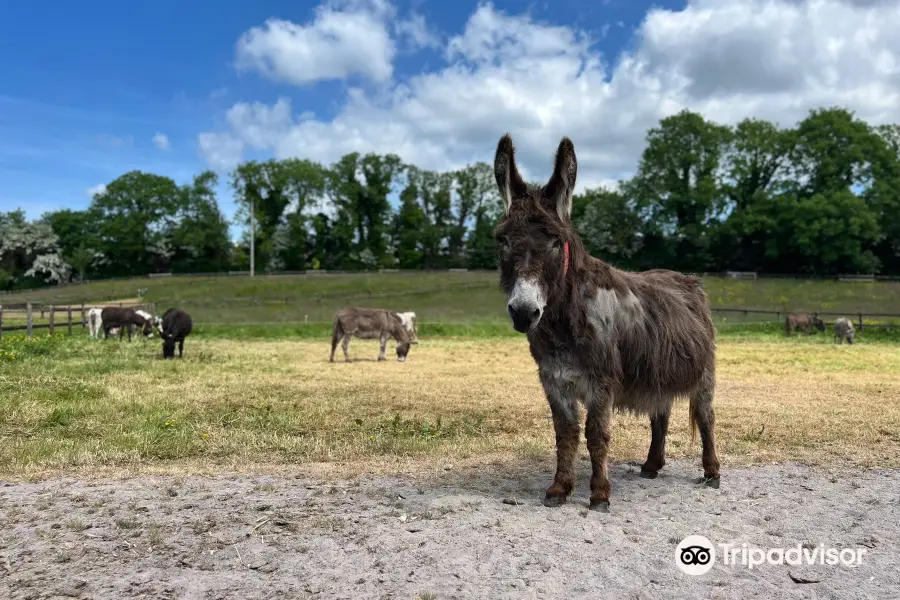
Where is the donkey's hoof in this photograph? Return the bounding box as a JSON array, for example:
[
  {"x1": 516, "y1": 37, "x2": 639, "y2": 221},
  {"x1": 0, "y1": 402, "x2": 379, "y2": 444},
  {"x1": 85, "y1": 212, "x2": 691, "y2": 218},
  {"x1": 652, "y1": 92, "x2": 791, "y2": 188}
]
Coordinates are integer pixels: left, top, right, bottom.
[
  {"x1": 589, "y1": 499, "x2": 610, "y2": 512},
  {"x1": 697, "y1": 476, "x2": 720, "y2": 489},
  {"x1": 543, "y1": 494, "x2": 567, "y2": 508},
  {"x1": 639, "y1": 468, "x2": 658, "y2": 479}
]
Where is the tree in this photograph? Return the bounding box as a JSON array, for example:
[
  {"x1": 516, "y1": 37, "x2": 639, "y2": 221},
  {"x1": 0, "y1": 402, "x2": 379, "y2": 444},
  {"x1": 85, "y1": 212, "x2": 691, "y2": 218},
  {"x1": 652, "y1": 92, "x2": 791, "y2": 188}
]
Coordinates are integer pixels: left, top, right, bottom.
[
  {"x1": 574, "y1": 187, "x2": 645, "y2": 270},
  {"x1": 0, "y1": 211, "x2": 72, "y2": 287},
  {"x1": 170, "y1": 171, "x2": 232, "y2": 273},
  {"x1": 451, "y1": 163, "x2": 496, "y2": 267},
  {"x1": 89, "y1": 171, "x2": 182, "y2": 276},
  {"x1": 714, "y1": 118, "x2": 795, "y2": 270},
  {"x1": 231, "y1": 158, "x2": 326, "y2": 272},
  {"x1": 393, "y1": 174, "x2": 426, "y2": 269},
  {"x1": 629, "y1": 109, "x2": 732, "y2": 270}
]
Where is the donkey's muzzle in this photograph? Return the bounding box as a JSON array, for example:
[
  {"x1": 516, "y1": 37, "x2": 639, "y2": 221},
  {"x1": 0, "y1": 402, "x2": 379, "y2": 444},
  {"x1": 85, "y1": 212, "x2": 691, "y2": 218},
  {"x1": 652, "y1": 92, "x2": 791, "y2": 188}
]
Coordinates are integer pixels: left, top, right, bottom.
[{"x1": 508, "y1": 303, "x2": 542, "y2": 333}]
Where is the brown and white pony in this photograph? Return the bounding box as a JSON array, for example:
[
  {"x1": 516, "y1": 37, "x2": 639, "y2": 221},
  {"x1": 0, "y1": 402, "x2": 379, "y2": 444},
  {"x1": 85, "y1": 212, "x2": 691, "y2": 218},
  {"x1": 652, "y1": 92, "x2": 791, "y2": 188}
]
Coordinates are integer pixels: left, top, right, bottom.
[{"x1": 492, "y1": 133, "x2": 721, "y2": 512}]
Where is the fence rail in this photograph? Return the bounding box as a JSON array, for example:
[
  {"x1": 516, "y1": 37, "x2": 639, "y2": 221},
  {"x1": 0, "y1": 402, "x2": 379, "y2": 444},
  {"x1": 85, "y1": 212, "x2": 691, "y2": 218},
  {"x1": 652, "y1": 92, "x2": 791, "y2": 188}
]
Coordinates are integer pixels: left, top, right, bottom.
[{"x1": 0, "y1": 301, "x2": 155, "y2": 340}]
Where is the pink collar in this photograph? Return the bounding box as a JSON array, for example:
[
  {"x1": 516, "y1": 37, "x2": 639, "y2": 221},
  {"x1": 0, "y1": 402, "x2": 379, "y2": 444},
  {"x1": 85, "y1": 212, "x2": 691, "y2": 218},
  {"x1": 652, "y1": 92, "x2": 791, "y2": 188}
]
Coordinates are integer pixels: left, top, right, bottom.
[{"x1": 563, "y1": 241, "x2": 570, "y2": 277}]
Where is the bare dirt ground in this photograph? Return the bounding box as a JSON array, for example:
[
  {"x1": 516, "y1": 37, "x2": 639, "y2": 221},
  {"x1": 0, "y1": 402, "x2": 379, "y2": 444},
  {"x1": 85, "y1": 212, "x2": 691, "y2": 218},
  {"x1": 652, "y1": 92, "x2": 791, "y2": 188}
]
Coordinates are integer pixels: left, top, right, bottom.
[{"x1": 1, "y1": 458, "x2": 897, "y2": 600}]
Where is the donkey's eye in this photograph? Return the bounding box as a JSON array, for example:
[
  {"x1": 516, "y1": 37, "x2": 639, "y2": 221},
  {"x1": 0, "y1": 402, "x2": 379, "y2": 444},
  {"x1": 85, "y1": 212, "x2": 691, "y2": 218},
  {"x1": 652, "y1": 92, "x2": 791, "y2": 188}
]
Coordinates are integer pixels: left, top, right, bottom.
[
  {"x1": 550, "y1": 239, "x2": 562, "y2": 251},
  {"x1": 499, "y1": 237, "x2": 510, "y2": 250}
]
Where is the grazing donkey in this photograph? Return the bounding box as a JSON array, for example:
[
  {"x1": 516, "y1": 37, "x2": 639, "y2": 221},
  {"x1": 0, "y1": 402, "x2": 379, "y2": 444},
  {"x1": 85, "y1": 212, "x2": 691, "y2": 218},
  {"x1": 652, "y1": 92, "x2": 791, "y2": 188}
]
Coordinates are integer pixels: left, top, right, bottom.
[
  {"x1": 785, "y1": 312, "x2": 826, "y2": 336},
  {"x1": 330, "y1": 307, "x2": 412, "y2": 363},
  {"x1": 160, "y1": 308, "x2": 192, "y2": 359},
  {"x1": 135, "y1": 309, "x2": 162, "y2": 338},
  {"x1": 833, "y1": 317, "x2": 855, "y2": 344},
  {"x1": 100, "y1": 307, "x2": 152, "y2": 341},
  {"x1": 492, "y1": 134, "x2": 720, "y2": 512}
]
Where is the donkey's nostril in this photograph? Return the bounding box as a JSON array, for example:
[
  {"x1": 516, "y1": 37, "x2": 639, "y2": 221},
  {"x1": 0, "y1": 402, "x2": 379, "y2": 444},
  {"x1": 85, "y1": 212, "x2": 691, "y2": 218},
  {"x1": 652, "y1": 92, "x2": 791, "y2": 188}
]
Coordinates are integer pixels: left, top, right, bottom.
[
  {"x1": 507, "y1": 304, "x2": 515, "y2": 317},
  {"x1": 531, "y1": 308, "x2": 541, "y2": 320}
]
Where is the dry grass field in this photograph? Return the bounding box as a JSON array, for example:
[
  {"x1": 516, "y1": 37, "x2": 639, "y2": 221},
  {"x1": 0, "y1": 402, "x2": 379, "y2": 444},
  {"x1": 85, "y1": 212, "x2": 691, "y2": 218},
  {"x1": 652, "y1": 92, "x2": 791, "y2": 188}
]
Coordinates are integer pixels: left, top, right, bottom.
[{"x1": 2, "y1": 333, "x2": 899, "y2": 479}]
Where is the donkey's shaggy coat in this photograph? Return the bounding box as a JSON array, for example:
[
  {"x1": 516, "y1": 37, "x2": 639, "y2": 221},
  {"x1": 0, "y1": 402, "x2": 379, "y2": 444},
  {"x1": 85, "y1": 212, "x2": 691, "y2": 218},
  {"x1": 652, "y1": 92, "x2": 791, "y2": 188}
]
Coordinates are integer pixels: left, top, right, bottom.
[{"x1": 493, "y1": 134, "x2": 720, "y2": 511}]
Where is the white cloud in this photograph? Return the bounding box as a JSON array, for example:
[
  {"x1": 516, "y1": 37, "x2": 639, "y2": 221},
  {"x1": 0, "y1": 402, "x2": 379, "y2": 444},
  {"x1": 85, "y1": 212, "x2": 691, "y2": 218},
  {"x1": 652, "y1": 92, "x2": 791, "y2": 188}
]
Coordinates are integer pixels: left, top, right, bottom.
[
  {"x1": 86, "y1": 183, "x2": 107, "y2": 198},
  {"x1": 201, "y1": 0, "x2": 900, "y2": 191},
  {"x1": 198, "y1": 132, "x2": 245, "y2": 171},
  {"x1": 395, "y1": 13, "x2": 441, "y2": 50},
  {"x1": 235, "y1": 0, "x2": 396, "y2": 85},
  {"x1": 152, "y1": 133, "x2": 171, "y2": 150}
]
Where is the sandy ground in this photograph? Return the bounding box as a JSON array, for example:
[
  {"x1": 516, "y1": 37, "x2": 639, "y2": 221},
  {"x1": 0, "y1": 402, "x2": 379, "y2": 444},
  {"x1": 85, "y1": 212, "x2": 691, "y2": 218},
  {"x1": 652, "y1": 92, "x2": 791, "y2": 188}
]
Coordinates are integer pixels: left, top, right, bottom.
[{"x1": 1, "y1": 459, "x2": 897, "y2": 600}]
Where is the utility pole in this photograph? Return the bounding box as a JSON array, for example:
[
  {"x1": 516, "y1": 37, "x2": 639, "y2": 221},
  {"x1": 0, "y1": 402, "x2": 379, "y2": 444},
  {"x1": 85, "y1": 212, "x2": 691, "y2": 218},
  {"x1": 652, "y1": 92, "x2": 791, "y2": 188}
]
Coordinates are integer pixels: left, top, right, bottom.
[{"x1": 249, "y1": 196, "x2": 255, "y2": 277}]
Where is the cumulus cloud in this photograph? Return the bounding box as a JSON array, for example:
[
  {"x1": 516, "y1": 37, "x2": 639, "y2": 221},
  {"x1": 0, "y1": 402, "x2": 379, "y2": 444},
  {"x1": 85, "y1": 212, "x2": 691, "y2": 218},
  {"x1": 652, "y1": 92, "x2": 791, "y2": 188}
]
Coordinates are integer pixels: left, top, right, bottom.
[
  {"x1": 394, "y1": 12, "x2": 441, "y2": 50},
  {"x1": 235, "y1": 0, "x2": 396, "y2": 85},
  {"x1": 153, "y1": 133, "x2": 171, "y2": 150},
  {"x1": 86, "y1": 183, "x2": 107, "y2": 198},
  {"x1": 201, "y1": 0, "x2": 900, "y2": 192}
]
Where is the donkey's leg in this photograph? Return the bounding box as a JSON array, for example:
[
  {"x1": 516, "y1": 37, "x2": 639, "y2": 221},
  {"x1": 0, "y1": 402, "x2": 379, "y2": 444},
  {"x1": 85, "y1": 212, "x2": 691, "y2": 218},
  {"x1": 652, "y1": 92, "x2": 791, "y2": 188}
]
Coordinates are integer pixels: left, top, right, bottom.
[
  {"x1": 691, "y1": 365, "x2": 721, "y2": 488},
  {"x1": 178, "y1": 339, "x2": 184, "y2": 357},
  {"x1": 640, "y1": 405, "x2": 671, "y2": 479},
  {"x1": 329, "y1": 327, "x2": 340, "y2": 362},
  {"x1": 538, "y1": 371, "x2": 579, "y2": 507},
  {"x1": 585, "y1": 393, "x2": 613, "y2": 512},
  {"x1": 377, "y1": 335, "x2": 388, "y2": 361},
  {"x1": 341, "y1": 334, "x2": 352, "y2": 362}
]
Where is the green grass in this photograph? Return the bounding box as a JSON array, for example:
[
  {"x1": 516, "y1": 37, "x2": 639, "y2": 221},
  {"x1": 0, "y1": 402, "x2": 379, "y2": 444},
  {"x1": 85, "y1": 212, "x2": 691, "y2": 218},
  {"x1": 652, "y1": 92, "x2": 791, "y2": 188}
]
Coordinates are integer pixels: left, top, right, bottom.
[{"x1": 3, "y1": 272, "x2": 900, "y2": 327}]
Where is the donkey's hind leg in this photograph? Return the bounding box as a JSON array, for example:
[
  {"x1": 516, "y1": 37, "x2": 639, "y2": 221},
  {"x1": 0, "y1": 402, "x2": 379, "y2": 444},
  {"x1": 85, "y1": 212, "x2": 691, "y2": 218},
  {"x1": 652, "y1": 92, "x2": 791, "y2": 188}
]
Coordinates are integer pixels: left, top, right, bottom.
[
  {"x1": 690, "y1": 366, "x2": 720, "y2": 488},
  {"x1": 640, "y1": 403, "x2": 671, "y2": 479},
  {"x1": 341, "y1": 334, "x2": 352, "y2": 362}
]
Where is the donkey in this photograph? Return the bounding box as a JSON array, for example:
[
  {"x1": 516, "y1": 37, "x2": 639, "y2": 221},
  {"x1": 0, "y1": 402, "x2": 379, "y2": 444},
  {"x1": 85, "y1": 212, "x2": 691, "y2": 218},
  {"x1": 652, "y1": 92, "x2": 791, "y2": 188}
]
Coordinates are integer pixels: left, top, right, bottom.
[
  {"x1": 785, "y1": 312, "x2": 825, "y2": 336},
  {"x1": 833, "y1": 317, "x2": 855, "y2": 344},
  {"x1": 330, "y1": 307, "x2": 412, "y2": 363},
  {"x1": 100, "y1": 307, "x2": 152, "y2": 341},
  {"x1": 492, "y1": 133, "x2": 720, "y2": 512},
  {"x1": 160, "y1": 308, "x2": 192, "y2": 359}
]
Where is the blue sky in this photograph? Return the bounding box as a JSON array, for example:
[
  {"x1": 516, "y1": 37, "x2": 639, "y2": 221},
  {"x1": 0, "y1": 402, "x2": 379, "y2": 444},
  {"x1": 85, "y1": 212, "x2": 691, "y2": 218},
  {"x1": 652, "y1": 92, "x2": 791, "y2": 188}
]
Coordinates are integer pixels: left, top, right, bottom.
[
  {"x1": 1, "y1": 0, "x2": 896, "y2": 241},
  {"x1": 0, "y1": 0, "x2": 680, "y2": 239}
]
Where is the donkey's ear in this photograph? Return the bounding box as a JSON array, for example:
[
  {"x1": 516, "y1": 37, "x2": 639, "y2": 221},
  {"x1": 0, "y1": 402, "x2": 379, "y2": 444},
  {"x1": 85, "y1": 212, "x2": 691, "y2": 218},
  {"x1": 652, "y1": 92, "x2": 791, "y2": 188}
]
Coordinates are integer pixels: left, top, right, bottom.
[
  {"x1": 494, "y1": 134, "x2": 527, "y2": 215},
  {"x1": 544, "y1": 136, "x2": 577, "y2": 222}
]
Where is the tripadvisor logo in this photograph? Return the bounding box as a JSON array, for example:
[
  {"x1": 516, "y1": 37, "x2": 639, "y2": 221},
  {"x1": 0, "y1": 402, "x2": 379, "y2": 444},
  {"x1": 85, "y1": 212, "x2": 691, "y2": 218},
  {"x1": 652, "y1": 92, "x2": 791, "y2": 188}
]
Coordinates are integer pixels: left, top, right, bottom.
[
  {"x1": 676, "y1": 535, "x2": 715, "y2": 575},
  {"x1": 676, "y1": 535, "x2": 868, "y2": 575}
]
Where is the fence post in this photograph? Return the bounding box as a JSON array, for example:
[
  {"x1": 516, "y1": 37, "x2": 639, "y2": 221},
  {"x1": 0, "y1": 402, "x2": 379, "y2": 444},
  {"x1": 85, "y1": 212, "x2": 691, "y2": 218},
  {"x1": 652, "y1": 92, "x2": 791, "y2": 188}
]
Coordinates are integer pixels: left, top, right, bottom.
[
  {"x1": 0, "y1": 304, "x2": 3, "y2": 341},
  {"x1": 49, "y1": 305, "x2": 55, "y2": 336},
  {"x1": 81, "y1": 303, "x2": 86, "y2": 328},
  {"x1": 859, "y1": 313, "x2": 864, "y2": 332},
  {"x1": 68, "y1": 307, "x2": 73, "y2": 336},
  {"x1": 26, "y1": 302, "x2": 33, "y2": 339}
]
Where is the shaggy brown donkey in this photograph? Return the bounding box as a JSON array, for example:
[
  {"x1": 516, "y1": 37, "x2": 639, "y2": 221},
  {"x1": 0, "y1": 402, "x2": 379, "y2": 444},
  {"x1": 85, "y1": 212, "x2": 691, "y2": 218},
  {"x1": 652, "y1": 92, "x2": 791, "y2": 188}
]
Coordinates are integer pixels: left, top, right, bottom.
[{"x1": 493, "y1": 134, "x2": 721, "y2": 512}]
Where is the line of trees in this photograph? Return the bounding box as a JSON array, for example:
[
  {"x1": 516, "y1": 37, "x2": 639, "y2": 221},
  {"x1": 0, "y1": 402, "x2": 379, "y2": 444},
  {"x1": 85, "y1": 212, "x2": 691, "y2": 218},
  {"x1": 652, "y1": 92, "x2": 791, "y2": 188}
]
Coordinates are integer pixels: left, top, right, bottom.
[{"x1": 2, "y1": 105, "x2": 899, "y2": 291}]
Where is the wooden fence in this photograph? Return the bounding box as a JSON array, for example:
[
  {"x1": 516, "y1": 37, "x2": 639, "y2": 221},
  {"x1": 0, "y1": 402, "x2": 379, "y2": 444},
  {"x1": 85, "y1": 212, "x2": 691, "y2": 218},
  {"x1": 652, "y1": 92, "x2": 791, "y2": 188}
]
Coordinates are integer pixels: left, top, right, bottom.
[{"x1": 0, "y1": 301, "x2": 155, "y2": 340}]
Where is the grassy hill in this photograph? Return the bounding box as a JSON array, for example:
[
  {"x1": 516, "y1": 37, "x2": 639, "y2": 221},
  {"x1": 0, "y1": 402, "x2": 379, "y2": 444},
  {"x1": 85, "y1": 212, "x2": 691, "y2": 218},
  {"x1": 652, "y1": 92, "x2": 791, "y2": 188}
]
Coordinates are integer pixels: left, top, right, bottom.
[{"x1": 3, "y1": 271, "x2": 900, "y2": 331}]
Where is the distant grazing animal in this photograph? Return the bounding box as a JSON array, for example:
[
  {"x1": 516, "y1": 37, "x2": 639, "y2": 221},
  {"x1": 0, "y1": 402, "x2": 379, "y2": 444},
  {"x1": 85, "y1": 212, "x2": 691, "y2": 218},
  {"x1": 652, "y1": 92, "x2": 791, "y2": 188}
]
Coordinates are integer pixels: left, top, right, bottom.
[
  {"x1": 833, "y1": 317, "x2": 855, "y2": 344},
  {"x1": 785, "y1": 312, "x2": 825, "y2": 336},
  {"x1": 330, "y1": 307, "x2": 413, "y2": 363},
  {"x1": 492, "y1": 133, "x2": 720, "y2": 512},
  {"x1": 135, "y1": 309, "x2": 162, "y2": 338},
  {"x1": 87, "y1": 307, "x2": 104, "y2": 338},
  {"x1": 99, "y1": 307, "x2": 151, "y2": 341},
  {"x1": 160, "y1": 308, "x2": 193, "y2": 359},
  {"x1": 87, "y1": 307, "x2": 120, "y2": 338}
]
